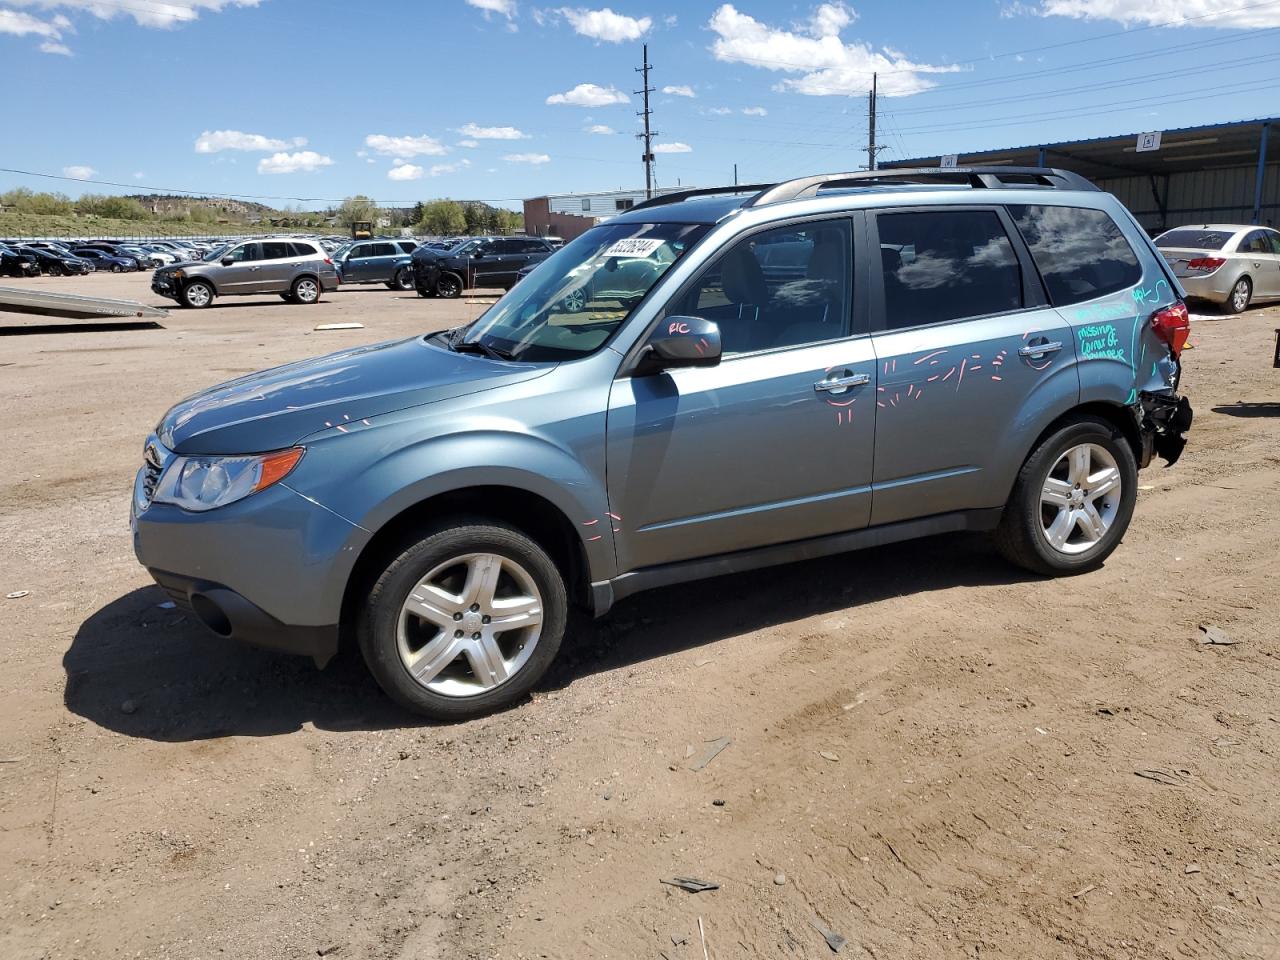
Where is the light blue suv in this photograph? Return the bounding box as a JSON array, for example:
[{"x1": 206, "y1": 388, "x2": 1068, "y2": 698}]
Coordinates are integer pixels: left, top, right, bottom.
[{"x1": 132, "y1": 168, "x2": 1193, "y2": 720}]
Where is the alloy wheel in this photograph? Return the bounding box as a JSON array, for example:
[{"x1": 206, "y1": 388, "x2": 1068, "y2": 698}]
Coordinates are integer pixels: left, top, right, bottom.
[
  {"x1": 184, "y1": 283, "x2": 211, "y2": 307},
  {"x1": 1230, "y1": 280, "x2": 1250, "y2": 313},
  {"x1": 396, "y1": 552, "x2": 543, "y2": 698},
  {"x1": 295, "y1": 278, "x2": 319, "y2": 303},
  {"x1": 1039, "y1": 442, "x2": 1122, "y2": 555},
  {"x1": 561, "y1": 288, "x2": 587, "y2": 313}
]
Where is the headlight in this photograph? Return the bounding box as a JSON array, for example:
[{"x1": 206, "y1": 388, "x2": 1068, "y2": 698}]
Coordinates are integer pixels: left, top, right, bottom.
[
  {"x1": 152, "y1": 447, "x2": 304, "y2": 512},
  {"x1": 172, "y1": 269, "x2": 184, "y2": 279}
]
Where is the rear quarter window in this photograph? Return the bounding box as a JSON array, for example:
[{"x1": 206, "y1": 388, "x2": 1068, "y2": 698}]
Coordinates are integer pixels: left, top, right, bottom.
[{"x1": 1008, "y1": 204, "x2": 1141, "y2": 306}]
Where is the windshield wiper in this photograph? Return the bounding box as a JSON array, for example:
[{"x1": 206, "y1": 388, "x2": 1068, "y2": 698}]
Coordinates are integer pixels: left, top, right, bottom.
[{"x1": 452, "y1": 339, "x2": 515, "y2": 361}]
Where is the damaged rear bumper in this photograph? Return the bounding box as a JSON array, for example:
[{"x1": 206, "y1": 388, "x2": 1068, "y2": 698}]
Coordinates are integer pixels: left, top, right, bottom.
[{"x1": 1139, "y1": 390, "x2": 1193, "y2": 467}]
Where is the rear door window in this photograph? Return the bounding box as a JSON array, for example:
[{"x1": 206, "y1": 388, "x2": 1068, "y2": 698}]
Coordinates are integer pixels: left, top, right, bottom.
[
  {"x1": 875, "y1": 209, "x2": 1022, "y2": 330},
  {"x1": 370, "y1": 243, "x2": 397, "y2": 257},
  {"x1": 1007, "y1": 204, "x2": 1141, "y2": 306},
  {"x1": 261, "y1": 241, "x2": 292, "y2": 260}
]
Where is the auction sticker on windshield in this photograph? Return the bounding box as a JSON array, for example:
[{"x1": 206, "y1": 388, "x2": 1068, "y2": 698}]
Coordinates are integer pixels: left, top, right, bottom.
[{"x1": 603, "y1": 238, "x2": 665, "y2": 258}]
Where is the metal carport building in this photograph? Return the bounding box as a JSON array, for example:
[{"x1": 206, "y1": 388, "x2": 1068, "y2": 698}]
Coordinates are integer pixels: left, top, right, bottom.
[{"x1": 885, "y1": 117, "x2": 1276, "y2": 234}]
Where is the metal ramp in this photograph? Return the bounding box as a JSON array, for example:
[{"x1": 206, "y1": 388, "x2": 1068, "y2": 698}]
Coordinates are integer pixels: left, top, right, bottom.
[{"x1": 0, "y1": 285, "x2": 169, "y2": 321}]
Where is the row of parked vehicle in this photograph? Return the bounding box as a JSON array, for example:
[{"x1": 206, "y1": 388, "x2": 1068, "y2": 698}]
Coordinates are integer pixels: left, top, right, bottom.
[{"x1": 0, "y1": 237, "x2": 228, "y2": 278}]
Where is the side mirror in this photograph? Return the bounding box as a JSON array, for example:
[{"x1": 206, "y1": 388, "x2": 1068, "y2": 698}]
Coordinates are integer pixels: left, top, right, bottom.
[
  {"x1": 472, "y1": 250, "x2": 485, "y2": 259},
  {"x1": 636, "y1": 316, "x2": 722, "y2": 374},
  {"x1": 221, "y1": 257, "x2": 235, "y2": 267}
]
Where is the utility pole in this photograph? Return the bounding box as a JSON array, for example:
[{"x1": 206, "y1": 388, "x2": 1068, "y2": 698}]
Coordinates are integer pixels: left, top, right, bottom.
[
  {"x1": 867, "y1": 71, "x2": 879, "y2": 171},
  {"x1": 635, "y1": 43, "x2": 658, "y2": 198},
  {"x1": 733, "y1": 162, "x2": 738, "y2": 186}
]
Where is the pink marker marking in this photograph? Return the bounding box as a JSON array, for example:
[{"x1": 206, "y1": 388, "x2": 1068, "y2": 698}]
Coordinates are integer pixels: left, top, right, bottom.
[
  {"x1": 582, "y1": 519, "x2": 599, "y2": 526},
  {"x1": 941, "y1": 367, "x2": 955, "y2": 382},
  {"x1": 914, "y1": 350, "x2": 947, "y2": 365},
  {"x1": 956, "y1": 359, "x2": 967, "y2": 386},
  {"x1": 916, "y1": 389, "x2": 924, "y2": 400},
  {"x1": 606, "y1": 512, "x2": 621, "y2": 521},
  {"x1": 906, "y1": 384, "x2": 915, "y2": 398},
  {"x1": 991, "y1": 375, "x2": 1003, "y2": 381},
  {"x1": 926, "y1": 374, "x2": 940, "y2": 383},
  {"x1": 876, "y1": 401, "x2": 885, "y2": 408},
  {"x1": 587, "y1": 535, "x2": 602, "y2": 542}
]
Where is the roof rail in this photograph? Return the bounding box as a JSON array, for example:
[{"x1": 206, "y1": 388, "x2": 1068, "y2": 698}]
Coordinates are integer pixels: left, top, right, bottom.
[
  {"x1": 629, "y1": 183, "x2": 776, "y2": 212},
  {"x1": 747, "y1": 166, "x2": 1097, "y2": 206}
]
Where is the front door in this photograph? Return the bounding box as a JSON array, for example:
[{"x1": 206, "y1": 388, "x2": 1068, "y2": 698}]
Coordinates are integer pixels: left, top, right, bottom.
[
  {"x1": 606, "y1": 216, "x2": 877, "y2": 573},
  {"x1": 220, "y1": 241, "x2": 263, "y2": 294},
  {"x1": 867, "y1": 206, "x2": 1078, "y2": 526}
]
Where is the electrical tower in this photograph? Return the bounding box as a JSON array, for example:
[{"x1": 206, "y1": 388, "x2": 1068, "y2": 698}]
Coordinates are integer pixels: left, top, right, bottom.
[{"x1": 635, "y1": 43, "x2": 659, "y2": 198}]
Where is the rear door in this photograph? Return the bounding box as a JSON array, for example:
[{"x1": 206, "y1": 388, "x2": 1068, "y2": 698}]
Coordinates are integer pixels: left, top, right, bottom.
[
  {"x1": 1239, "y1": 229, "x2": 1280, "y2": 298},
  {"x1": 367, "y1": 242, "x2": 399, "y2": 282},
  {"x1": 256, "y1": 241, "x2": 296, "y2": 292},
  {"x1": 867, "y1": 206, "x2": 1078, "y2": 526}
]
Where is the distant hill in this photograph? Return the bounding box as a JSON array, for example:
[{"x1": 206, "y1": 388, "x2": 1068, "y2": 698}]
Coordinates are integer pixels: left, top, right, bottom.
[{"x1": 126, "y1": 194, "x2": 277, "y2": 221}]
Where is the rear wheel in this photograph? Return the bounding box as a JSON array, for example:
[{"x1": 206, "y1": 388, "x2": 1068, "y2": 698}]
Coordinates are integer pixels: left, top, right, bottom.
[
  {"x1": 358, "y1": 521, "x2": 568, "y2": 720},
  {"x1": 993, "y1": 417, "x2": 1137, "y2": 576},
  {"x1": 291, "y1": 276, "x2": 320, "y2": 304},
  {"x1": 435, "y1": 272, "x2": 463, "y2": 299},
  {"x1": 1224, "y1": 277, "x2": 1251, "y2": 314},
  {"x1": 111, "y1": 263, "x2": 123, "y2": 273},
  {"x1": 182, "y1": 280, "x2": 214, "y2": 309}
]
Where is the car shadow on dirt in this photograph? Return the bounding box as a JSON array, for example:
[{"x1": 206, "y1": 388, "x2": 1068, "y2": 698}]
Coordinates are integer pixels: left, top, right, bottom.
[
  {"x1": 1212, "y1": 402, "x2": 1280, "y2": 418},
  {"x1": 65, "y1": 585, "x2": 408, "y2": 741},
  {"x1": 544, "y1": 533, "x2": 1035, "y2": 690},
  {"x1": 66, "y1": 534, "x2": 1034, "y2": 741}
]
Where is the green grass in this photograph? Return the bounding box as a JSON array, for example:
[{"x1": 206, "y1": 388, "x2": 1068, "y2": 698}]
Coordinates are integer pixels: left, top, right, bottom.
[{"x1": 0, "y1": 212, "x2": 309, "y2": 240}]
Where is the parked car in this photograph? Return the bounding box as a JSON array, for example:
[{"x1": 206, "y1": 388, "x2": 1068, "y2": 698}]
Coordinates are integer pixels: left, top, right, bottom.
[
  {"x1": 79, "y1": 242, "x2": 147, "y2": 270},
  {"x1": 150, "y1": 238, "x2": 338, "y2": 308},
  {"x1": 411, "y1": 235, "x2": 555, "y2": 298},
  {"x1": 15, "y1": 244, "x2": 90, "y2": 276},
  {"x1": 0, "y1": 243, "x2": 39, "y2": 277},
  {"x1": 25, "y1": 242, "x2": 96, "y2": 271},
  {"x1": 117, "y1": 244, "x2": 164, "y2": 269},
  {"x1": 132, "y1": 167, "x2": 1193, "y2": 720},
  {"x1": 72, "y1": 248, "x2": 137, "y2": 272},
  {"x1": 332, "y1": 238, "x2": 418, "y2": 290},
  {"x1": 1154, "y1": 224, "x2": 1280, "y2": 313},
  {"x1": 142, "y1": 244, "x2": 179, "y2": 266}
]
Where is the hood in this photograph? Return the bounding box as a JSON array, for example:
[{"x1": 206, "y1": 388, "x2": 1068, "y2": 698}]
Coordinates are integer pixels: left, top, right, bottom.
[{"x1": 158, "y1": 335, "x2": 552, "y2": 455}]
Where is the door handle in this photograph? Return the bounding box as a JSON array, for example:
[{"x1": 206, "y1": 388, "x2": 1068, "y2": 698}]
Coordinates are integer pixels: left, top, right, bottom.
[
  {"x1": 814, "y1": 372, "x2": 871, "y2": 392},
  {"x1": 1019, "y1": 340, "x2": 1062, "y2": 358}
]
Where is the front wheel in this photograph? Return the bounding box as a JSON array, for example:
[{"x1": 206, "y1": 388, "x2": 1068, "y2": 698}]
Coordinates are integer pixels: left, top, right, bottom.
[
  {"x1": 182, "y1": 280, "x2": 214, "y2": 309},
  {"x1": 357, "y1": 521, "x2": 568, "y2": 721},
  {"x1": 291, "y1": 276, "x2": 320, "y2": 304},
  {"x1": 1224, "y1": 277, "x2": 1251, "y2": 314},
  {"x1": 993, "y1": 417, "x2": 1137, "y2": 576},
  {"x1": 435, "y1": 272, "x2": 463, "y2": 299},
  {"x1": 111, "y1": 264, "x2": 123, "y2": 273},
  {"x1": 393, "y1": 268, "x2": 415, "y2": 291}
]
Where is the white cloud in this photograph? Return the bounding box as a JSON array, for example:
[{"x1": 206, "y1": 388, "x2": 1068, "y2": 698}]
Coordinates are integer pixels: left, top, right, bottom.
[
  {"x1": 652, "y1": 142, "x2": 692, "y2": 154},
  {"x1": 466, "y1": 0, "x2": 515, "y2": 15},
  {"x1": 707, "y1": 3, "x2": 958, "y2": 97},
  {"x1": 587, "y1": 124, "x2": 616, "y2": 134},
  {"x1": 196, "y1": 130, "x2": 306, "y2": 153},
  {"x1": 742, "y1": 105, "x2": 767, "y2": 116},
  {"x1": 15, "y1": 0, "x2": 261, "y2": 30},
  {"x1": 1, "y1": 8, "x2": 72, "y2": 52},
  {"x1": 133, "y1": 171, "x2": 145, "y2": 179},
  {"x1": 505, "y1": 152, "x2": 551, "y2": 164},
  {"x1": 458, "y1": 122, "x2": 528, "y2": 140},
  {"x1": 559, "y1": 6, "x2": 651, "y2": 41},
  {"x1": 706, "y1": 106, "x2": 732, "y2": 115},
  {"x1": 663, "y1": 84, "x2": 695, "y2": 97},
  {"x1": 430, "y1": 159, "x2": 473, "y2": 176},
  {"x1": 364, "y1": 133, "x2": 449, "y2": 158},
  {"x1": 457, "y1": 139, "x2": 480, "y2": 148},
  {"x1": 40, "y1": 39, "x2": 71, "y2": 54},
  {"x1": 387, "y1": 160, "x2": 424, "y2": 181},
  {"x1": 546, "y1": 82, "x2": 629, "y2": 106},
  {"x1": 62, "y1": 164, "x2": 95, "y2": 179},
  {"x1": 257, "y1": 151, "x2": 333, "y2": 174},
  {"x1": 1034, "y1": 0, "x2": 1280, "y2": 27}
]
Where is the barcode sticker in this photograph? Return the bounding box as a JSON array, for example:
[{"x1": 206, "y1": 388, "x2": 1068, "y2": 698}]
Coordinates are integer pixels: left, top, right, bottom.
[{"x1": 602, "y1": 238, "x2": 664, "y2": 258}]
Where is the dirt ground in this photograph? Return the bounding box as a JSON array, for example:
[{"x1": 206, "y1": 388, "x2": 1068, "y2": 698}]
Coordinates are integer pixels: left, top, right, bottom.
[{"x1": 1, "y1": 272, "x2": 1278, "y2": 960}]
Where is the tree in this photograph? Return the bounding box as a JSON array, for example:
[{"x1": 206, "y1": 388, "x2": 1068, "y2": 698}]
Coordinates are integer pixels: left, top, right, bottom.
[
  {"x1": 74, "y1": 194, "x2": 150, "y2": 220},
  {"x1": 334, "y1": 195, "x2": 378, "y2": 229},
  {"x1": 417, "y1": 199, "x2": 467, "y2": 236}
]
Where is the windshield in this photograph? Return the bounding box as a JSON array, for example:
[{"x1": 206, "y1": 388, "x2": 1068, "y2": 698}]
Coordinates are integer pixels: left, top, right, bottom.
[
  {"x1": 458, "y1": 221, "x2": 709, "y2": 362},
  {"x1": 202, "y1": 243, "x2": 232, "y2": 261},
  {"x1": 1155, "y1": 229, "x2": 1233, "y2": 250}
]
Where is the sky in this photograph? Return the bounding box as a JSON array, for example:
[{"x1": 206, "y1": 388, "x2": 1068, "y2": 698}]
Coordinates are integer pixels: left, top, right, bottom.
[{"x1": 2, "y1": 0, "x2": 1278, "y2": 209}]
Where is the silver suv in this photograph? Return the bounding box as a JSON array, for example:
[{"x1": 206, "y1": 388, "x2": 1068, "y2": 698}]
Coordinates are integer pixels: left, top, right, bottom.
[
  {"x1": 151, "y1": 238, "x2": 339, "y2": 308},
  {"x1": 133, "y1": 167, "x2": 1193, "y2": 721}
]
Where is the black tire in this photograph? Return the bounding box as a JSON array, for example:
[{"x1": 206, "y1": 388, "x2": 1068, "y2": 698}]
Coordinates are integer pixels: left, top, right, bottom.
[
  {"x1": 181, "y1": 280, "x2": 214, "y2": 309},
  {"x1": 435, "y1": 272, "x2": 463, "y2": 299},
  {"x1": 291, "y1": 275, "x2": 320, "y2": 304},
  {"x1": 46, "y1": 263, "x2": 64, "y2": 277},
  {"x1": 280, "y1": 293, "x2": 294, "y2": 301},
  {"x1": 357, "y1": 520, "x2": 568, "y2": 721},
  {"x1": 993, "y1": 416, "x2": 1138, "y2": 576},
  {"x1": 393, "y1": 268, "x2": 415, "y2": 292},
  {"x1": 111, "y1": 264, "x2": 123, "y2": 273},
  {"x1": 416, "y1": 285, "x2": 435, "y2": 299},
  {"x1": 1223, "y1": 277, "x2": 1251, "y2": 314}
]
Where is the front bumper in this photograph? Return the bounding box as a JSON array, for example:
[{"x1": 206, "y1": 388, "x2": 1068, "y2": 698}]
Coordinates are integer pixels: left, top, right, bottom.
[
  {"x1": 132, "y1": 462, "x2": 369, "y2": 666},
  {"x1": 152, "y1": 276, "x2": 178, "y2": 297}
]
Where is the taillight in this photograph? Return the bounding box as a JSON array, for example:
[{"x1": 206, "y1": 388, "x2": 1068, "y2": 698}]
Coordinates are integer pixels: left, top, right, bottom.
[
  {"x1": 323, "y1": 257, "x2": 333, "y2": 265},
  {"x1": 1151, "y1": 300, "x2": 1190, "y2": 357},
  {"x1": 1186, "y1": 257, "x2": 1225, "y2": 271}
]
